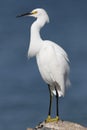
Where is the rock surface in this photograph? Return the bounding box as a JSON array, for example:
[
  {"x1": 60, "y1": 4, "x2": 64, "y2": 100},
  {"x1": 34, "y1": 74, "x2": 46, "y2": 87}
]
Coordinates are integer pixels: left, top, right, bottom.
[{"x1": 27, "y1": 120, "x2": 87, "y2": 130}]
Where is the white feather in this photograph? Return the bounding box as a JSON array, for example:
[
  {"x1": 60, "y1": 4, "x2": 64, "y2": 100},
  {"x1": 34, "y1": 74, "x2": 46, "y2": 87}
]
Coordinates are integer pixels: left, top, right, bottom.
[{"x1": 28, "y1": 8, "x2": 70, "y2": 97}]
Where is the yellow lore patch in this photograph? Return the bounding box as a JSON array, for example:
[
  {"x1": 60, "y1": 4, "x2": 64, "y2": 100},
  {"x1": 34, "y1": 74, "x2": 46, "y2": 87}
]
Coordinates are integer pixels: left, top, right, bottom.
[{"x1": 32, "y1": 11, "x2": 38, "y2": 15}]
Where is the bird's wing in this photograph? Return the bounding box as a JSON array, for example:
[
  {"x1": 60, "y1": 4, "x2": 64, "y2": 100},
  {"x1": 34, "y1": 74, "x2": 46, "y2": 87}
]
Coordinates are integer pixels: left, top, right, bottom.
[
  {"x1": 53, "y1": 42, "x2": 69, "y2": 63},
  {"x1": 44, "y1": 40, "x2": 69, "y2": 62},
  {"x1": 44, "y1": 40, "x2": 70, "y2": 96}
]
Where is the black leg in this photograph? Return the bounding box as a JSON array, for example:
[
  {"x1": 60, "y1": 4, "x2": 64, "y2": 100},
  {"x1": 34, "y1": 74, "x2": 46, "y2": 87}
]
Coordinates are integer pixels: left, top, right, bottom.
[
  {"x1": 55, "y1": 87, "x2": 59, "y2": 117},
  {"x1": 45, "y1": 85, "x2": 59, "y2": 122},
  {"x1": 48, "y1": 85, "x2": 52, "y2": 116}
]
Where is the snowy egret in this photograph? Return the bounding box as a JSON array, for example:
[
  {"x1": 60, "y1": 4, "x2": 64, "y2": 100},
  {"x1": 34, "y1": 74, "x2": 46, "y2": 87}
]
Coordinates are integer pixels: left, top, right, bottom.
[{"x1": 17, "y1": 8, "x2": 70, "y2": 122}]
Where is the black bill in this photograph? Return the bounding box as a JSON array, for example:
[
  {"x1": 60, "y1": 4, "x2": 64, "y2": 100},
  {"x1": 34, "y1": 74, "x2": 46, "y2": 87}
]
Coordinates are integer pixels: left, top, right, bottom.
[{"x1": 16, "y1": 12, "x2": 32, "y2": 18}]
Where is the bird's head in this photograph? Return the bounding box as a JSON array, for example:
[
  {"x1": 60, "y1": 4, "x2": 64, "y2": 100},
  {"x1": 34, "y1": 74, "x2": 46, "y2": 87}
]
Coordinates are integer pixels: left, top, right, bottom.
[{"x1": 17, "y1": 8, "x2": 49, "y2": 24}]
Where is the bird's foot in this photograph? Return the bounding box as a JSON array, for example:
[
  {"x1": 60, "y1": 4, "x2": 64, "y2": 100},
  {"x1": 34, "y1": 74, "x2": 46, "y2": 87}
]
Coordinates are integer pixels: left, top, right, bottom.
[{"x1": 45, "y1": 115, "x2": 59, "y2": 123}]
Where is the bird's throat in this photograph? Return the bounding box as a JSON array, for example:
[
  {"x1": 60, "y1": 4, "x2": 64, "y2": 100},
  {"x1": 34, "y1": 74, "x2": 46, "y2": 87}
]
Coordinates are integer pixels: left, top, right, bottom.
[{"x1": 28, "y1": 21, "x2": 43, "y2": 57}]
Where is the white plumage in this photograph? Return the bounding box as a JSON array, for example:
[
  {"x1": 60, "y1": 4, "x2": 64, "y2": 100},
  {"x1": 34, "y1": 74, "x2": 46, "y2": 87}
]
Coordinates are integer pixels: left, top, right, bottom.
[
  {"x1": 17, "y1": 8, "x2": 70, "y2": 122},
  {"x1": 28, "y1": 8, "x2": 70, "y2": 97}
]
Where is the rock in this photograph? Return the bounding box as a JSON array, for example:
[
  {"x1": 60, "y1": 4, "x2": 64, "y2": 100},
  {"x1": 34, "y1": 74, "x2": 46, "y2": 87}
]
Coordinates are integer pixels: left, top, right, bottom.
[{"x1": 27, "y1": 120, "x2": 87, "y2": 130}]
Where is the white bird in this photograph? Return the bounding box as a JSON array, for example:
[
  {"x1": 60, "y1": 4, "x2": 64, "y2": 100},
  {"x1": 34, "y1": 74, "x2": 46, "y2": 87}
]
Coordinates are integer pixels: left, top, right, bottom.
[{"x1": 17, "y1": 8, "x2": 70, "y2": 122}]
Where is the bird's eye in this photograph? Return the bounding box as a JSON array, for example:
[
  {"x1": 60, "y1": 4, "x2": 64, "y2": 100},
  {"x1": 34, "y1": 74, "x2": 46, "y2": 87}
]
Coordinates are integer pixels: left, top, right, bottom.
[{"x1": 32, "y1": 11, "x2": 38, "y2": 15}]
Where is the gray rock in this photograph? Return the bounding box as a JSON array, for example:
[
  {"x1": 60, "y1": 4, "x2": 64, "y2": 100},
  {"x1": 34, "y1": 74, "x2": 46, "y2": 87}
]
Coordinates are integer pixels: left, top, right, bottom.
[{"x1": 27, "y1": 120, "x2": 87, "y2": 130}]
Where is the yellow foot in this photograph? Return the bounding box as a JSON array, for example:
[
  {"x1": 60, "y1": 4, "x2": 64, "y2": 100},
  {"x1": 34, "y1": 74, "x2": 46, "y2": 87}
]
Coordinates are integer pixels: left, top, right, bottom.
[{"x1": 45, "y1": 115, "x2": 59, "y2": 123}]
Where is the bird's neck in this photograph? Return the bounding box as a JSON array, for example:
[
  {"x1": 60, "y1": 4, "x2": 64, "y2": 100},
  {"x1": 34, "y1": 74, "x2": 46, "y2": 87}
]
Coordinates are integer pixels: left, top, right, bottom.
[
  {"x1": 30, "y1": 18, "x2": 46, "y2": 41},
  {"x1": 28, "y1": 19, "x2": 45, "y2": 57},
  {"x1": 30, "y1": 20, "x2": 42, "y2": 42}
]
